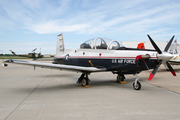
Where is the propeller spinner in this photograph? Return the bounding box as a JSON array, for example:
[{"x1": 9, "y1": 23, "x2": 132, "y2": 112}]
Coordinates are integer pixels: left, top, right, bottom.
[{"x1": 147, "y1": 35, "x2": 176, "y2": 81}]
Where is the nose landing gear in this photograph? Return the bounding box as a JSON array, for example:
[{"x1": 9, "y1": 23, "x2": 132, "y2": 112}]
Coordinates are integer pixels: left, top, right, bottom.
[{"x1": 133, "y1": 74, "x2": 141, "y2": 90}]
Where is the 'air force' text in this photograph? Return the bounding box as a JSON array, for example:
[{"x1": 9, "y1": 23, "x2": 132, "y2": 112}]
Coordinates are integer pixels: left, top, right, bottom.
[{"x1": 112, "y1": 59, "x2": 136, "y2": 64}]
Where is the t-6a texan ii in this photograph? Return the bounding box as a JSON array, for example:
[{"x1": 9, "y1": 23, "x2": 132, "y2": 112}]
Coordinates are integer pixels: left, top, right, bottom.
[
  {"x1": 3, "y1": 34, "x2": 176, "y2": 90},
  {"x1": 9, "y1": 48, "x2": 43, "y2": 58}
]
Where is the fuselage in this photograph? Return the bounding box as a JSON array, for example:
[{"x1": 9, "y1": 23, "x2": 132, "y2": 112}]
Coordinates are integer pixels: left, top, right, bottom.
[{"x1": 55, "y1": 48, "x2": 158, "y2": 74}]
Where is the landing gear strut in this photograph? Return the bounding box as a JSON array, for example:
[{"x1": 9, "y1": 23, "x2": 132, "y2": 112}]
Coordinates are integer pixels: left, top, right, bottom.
[{"x1": 133, "y1": 74, "x2": 141, "y2": 90}]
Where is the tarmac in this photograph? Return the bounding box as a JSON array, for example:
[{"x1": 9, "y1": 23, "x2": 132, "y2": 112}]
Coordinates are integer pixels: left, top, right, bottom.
[{"x1": 0, "y1": 59, "x2": 180, "y2": 120}]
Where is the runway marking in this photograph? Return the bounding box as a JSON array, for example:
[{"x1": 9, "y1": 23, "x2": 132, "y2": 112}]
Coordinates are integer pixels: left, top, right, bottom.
[{"x1": 4, "y1": 70, "x2": 53, "y2": 120}]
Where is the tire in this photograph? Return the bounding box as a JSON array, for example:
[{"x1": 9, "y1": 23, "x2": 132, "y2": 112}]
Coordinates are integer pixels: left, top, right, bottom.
[
  {"x1": 133, "y1": 81, "x2": 141, "y2": 90},
  {"x1": 81, "y1": 78, "x2": 88, "y2": 87},
  {"x1": 117, "y1": 75, "x2": 124, "y2": 83}
]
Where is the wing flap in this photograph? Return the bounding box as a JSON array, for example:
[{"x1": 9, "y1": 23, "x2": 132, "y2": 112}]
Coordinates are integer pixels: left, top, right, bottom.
[{"x1": 4, "y1": 59, "x2": 106, "y2": 72}]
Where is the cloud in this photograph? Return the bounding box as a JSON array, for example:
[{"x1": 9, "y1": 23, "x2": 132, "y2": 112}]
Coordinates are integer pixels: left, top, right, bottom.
[
  {"x1": 26, "y1": 19, "x2": 90, "y2": 34},
  {"x1": 1, "y1": 0, "x2": 180, "y2": 54},
  {"x1": 0, "y1": 0, "x2": 180, "y2": 36}
]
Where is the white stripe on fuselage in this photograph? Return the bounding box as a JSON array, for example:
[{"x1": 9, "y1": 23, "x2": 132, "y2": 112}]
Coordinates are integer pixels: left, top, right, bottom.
[{"x1": 57, "y1": 49, "x2": 157, "y2": 59}]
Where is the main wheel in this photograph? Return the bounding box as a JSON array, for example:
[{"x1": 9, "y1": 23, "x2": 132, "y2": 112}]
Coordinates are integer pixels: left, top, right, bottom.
[
  {"x1": 117, "y1": 75, "x2": 124, "y2": 83},
  {"x1": 81, "y1": 78, "x2": 88, "y2": 87},
  {"x1": 133, "y1": 81, "x2": 141, "y2": 90}
]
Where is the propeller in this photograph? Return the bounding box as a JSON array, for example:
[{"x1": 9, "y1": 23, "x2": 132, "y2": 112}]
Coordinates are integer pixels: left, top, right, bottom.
[
  {"x1": 147, "y1": 35, "x2": 176, "y2": 81},
  {"x1": 147, "y1": 35, "x2": 162, "y2": 54}
]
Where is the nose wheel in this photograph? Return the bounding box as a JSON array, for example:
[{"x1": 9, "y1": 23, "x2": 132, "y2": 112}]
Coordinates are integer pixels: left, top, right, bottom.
[
  {"x1": 133, "y1": 81, "x2": 141, "y2": 90},
  {"x1": 133, "y1": 74, "x2": 141, "y2": 90}
]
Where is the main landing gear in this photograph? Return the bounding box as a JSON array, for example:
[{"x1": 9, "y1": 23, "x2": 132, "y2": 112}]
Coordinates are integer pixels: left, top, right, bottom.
[
  {"x1": 117, "y1": 74, "x2": 126, "y2": 84},
  {"x1": 77, "y1": 73, "x2": 141, "y2": 90},
  {"x1": 77, "y1": 73, "x2": 91, "y2": 88}
]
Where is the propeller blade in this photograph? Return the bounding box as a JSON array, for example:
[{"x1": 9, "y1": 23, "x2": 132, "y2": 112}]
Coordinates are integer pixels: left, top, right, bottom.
[
  {"x1": 148, "y1": 61, "x2": 162, "y2": 81},
  {"x1": 164, "y1": 36, "x2": 175, "y2": 52},
  {"x1": 147, "y1": 35, "x2": 162, "y2": 54},
  {"x1": 166, "y1": 62, "x2": 176, "y2": 76}
]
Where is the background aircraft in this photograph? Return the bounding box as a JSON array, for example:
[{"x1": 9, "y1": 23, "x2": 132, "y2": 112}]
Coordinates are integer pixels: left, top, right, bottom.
[
  {"x1": 4, "y1": 34, "x2": 176, "y2": 90},
  {"x1": 168, "y1": 40, "x2": 180, "y2": 65},
  {"x1": 10, "y1": 48, "x2": 43, "y2": 58},
  {"x1": 168, "y1": 54, "x2": 180, "y2": 65}
]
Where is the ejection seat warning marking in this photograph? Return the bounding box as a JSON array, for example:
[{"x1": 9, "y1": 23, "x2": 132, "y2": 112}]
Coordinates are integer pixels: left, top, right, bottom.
[{"x1": 112, "y1": 59, "x2": 136, "y2": 64}]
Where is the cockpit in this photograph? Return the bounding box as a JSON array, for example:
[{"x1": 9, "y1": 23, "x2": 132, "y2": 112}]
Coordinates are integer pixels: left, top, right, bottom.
[{"x1": 80, "y1": 38, "x2": 125, "y2": 50}]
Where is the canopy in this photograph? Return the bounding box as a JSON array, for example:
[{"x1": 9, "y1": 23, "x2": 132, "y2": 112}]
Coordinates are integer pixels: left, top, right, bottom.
[{"x1": 80, "y1": 38, "x2": 124, "y2": 50}]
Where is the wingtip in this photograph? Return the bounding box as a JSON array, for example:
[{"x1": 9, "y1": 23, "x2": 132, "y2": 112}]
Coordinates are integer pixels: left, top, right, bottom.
[{"x1": 2, "y1": 63, "x2": 8, "y2": 67}]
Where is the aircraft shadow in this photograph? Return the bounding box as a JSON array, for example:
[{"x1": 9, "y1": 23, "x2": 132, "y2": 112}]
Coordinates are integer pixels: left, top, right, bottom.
[
  {"x1": 158, "y1": 68, "x2": 180, "y2": 72},
  {"x1": 37, "y1": 74, "x2": 75, "y2": 78},
  {"x1": 14, "y1": 78, "x2": 135, "y2": 94},
  {"x1": 158, "y1": 69, "x2": 180, "y2": 72}
]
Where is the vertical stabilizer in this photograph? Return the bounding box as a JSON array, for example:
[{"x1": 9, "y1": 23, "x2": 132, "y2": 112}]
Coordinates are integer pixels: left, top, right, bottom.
[
  {"x1": 169, "y1": 39, "x2": 178, "y2": 54},
  {"x1": 9, "y1": 50, "x2": 17, "y2": 56},
  {"x1": 56, "y1": 33, "x2": 65, "y2": 57}
]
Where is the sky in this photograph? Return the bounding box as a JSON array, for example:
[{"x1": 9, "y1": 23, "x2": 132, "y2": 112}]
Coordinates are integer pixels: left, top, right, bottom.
[{"x1": 0, "y1": 0, "x2": 180, "y2": 54}]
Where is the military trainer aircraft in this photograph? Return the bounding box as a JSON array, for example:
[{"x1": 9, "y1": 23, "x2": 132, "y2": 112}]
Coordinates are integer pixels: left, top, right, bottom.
[
  {"x1": 10, "y1": 48, "x2": 44, "y2": 58},
  {"x1": 3, "y1": 34, "x2": 176, "y2": 90},
  {"x1": 167, "y1": 40, "x2": 180, "y2": 65}
]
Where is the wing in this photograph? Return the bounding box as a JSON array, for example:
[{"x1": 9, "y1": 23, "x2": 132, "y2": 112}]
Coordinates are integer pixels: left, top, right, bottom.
[
  {"x1": 4, "y1": 59, "x2": 106, "y2": 72},
  {"x1": 168, "y1": 60, "x2": 180, "y2": 65}
]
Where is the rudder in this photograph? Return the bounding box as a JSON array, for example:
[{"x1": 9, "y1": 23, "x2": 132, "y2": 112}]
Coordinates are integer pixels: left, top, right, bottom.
[{"x1": 56, "y1": 33, "x2": 65, "y2": 57}]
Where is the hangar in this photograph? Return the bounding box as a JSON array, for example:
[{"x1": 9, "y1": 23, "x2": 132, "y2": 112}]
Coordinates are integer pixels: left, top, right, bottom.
[{"x1": 120, "y1": 41, "x2": 180, "y2": 53}]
